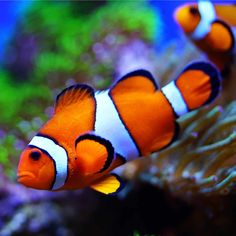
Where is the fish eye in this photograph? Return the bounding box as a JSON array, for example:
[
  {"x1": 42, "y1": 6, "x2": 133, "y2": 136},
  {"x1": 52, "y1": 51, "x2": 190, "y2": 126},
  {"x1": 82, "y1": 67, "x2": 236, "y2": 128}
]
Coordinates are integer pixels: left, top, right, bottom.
[
  {"x1": 30, "y1": 151, "x2": 41, "y2": 161},
  {"x1": 189, "y1": 6, "x2": 199, "y2": 15}
]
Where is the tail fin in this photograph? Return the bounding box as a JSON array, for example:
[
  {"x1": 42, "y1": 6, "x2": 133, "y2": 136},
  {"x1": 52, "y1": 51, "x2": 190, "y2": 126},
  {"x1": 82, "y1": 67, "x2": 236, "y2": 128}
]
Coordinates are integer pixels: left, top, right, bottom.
[{"x1": 161, "y1": 62, "x2": 221, "y2": 117}]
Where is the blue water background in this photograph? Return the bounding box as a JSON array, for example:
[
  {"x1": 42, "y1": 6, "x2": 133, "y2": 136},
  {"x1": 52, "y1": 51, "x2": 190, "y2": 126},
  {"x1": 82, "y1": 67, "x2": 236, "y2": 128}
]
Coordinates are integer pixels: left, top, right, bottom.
[{"x1": 0, "y1": 1, "x2": 30, "y2": 63}]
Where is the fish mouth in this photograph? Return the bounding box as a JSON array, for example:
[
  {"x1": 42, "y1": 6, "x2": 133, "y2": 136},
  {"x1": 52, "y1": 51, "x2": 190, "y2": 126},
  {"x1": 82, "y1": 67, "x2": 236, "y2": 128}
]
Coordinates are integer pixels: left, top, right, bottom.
[{"x1": 17, "y1": 171, "x2": 36, "y2": 183}]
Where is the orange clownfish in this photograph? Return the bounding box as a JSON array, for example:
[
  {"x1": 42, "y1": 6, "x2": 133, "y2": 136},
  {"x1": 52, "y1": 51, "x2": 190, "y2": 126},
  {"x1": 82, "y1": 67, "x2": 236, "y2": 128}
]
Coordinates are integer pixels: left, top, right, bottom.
[
  {"x1": 17, "y1": 62, "x2": 221, "y2": 195},
  {"x1": 174, "y1": 1, "x2": 236, "y2": 71}
]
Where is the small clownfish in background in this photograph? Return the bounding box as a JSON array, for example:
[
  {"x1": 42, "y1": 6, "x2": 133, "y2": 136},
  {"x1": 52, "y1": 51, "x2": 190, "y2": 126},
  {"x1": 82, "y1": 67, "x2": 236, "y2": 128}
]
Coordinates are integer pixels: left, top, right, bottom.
[
  {"x1": 17, "y1": 62, "x2": 221, "y2": 195},
  {"x1": 174, "y1": 1, "x2": 236, "y2": 72}
]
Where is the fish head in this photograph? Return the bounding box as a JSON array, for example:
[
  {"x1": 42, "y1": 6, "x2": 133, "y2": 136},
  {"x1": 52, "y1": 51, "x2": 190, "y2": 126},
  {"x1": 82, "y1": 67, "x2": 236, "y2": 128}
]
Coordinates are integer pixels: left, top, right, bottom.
[
  {"x1": 17, "y1": 146, "x2": 55, "y2": 190},
  {"x1": 174, "y1": 3, "x2": 201, "y2": 34}
]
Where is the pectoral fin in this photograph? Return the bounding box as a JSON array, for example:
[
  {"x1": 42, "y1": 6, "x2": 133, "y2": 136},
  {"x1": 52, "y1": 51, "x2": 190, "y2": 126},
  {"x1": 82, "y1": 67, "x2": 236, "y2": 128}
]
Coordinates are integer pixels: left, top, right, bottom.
[
  {"x1": 75, "y1": 133, "x2": 114, "y2": 175},
  {"x1": 90, "y1": 174, "x2": 124, "y2": 195}
]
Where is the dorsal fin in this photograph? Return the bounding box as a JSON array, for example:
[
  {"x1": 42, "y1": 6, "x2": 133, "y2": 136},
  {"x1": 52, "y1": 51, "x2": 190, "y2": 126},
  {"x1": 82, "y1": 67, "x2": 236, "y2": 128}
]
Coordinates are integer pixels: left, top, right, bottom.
[
  {"x1": 55, "y1": 84, "x2": 94, "y2": 113},
  {"x1": 109, "y1": 69, "x2": 159, "y2": 96}
]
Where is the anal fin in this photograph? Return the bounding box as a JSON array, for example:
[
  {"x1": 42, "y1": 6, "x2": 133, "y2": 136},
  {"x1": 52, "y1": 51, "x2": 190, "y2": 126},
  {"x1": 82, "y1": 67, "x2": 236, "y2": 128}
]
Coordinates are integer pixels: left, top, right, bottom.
[{"x1": 90, "y1": 174, "x2": 124, "y2": 195}]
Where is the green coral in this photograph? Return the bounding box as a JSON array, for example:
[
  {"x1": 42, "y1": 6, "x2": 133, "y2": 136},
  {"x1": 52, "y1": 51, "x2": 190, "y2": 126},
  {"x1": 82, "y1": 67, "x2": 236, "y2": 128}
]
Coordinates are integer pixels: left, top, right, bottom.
[
  {"x1": 0, "y1": 71, "x2": 50, "y2": 126},
  {"x1": 23, "y1": 1, "x2": 158, "y2": 83}
]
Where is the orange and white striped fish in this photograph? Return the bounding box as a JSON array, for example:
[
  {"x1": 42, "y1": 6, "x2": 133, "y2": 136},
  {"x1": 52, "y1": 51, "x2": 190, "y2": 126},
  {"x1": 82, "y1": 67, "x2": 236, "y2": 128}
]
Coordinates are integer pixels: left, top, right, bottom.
[
  {"x1": 17, "y1": 62, "x2": 221, "y2": 195},
  {"x1": 174, "y1": 1, "x2": 236, "y2": 72}
]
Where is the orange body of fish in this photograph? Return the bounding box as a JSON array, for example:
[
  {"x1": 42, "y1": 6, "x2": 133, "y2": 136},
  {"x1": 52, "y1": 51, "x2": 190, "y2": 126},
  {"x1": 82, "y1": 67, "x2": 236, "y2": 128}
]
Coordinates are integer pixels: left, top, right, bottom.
[
  {"x1": 18, "y1": 62, "x2": 221, "y2": 195},
  {"x1": 174, "y1": 1, "x2": 236, "y2": 72}
]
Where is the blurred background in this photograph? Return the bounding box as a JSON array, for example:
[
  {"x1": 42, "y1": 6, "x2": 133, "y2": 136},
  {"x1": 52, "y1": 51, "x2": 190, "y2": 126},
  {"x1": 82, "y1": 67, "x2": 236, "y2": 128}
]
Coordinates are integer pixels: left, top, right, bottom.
[{"x1": 1, "y1": 1, "x2": 236, "y2": 236}]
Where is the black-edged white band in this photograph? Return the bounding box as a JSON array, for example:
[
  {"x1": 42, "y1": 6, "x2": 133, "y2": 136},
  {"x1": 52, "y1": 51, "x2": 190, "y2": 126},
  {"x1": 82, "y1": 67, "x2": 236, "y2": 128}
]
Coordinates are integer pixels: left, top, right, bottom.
[
  {"x1": 191, "y1": 1, "x2": 216, "y2": 40},
  {"x1": 95, "y1": 90, "x2": 139, "y2": 161},
  {"x1": 29, "y1": 135, "x2": 68, "y2": 190},
  {"x1": 161, "y1": 81, "x2": 188, "y2": 117}
]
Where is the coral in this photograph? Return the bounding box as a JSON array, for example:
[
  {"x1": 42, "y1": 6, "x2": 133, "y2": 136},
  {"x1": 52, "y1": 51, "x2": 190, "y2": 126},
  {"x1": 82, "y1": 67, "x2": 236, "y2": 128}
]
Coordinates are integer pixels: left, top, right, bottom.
[
  {"x1": 0, "y1": 71, "x2": 50, "y2": 126},
  {"x1": 2, "y1": 174, "x2": 236, "y2": 236}
]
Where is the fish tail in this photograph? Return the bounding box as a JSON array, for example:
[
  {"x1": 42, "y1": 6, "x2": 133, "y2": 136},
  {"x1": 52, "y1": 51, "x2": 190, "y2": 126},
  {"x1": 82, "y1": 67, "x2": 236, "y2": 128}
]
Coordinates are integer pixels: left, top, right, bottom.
[{"x1": 161, "y1": 62, "x2": 221, "y2": 117}]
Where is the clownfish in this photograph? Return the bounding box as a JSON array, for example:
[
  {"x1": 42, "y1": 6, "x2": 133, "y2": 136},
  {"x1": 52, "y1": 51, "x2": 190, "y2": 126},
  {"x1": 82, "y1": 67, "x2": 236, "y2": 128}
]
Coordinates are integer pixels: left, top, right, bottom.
[
  {"x1": 174, "y1": 1, "x2": 236, "y2": 71},
  {"x1": 17, "y1": 62, "x2": 221, "y2": 195}
]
